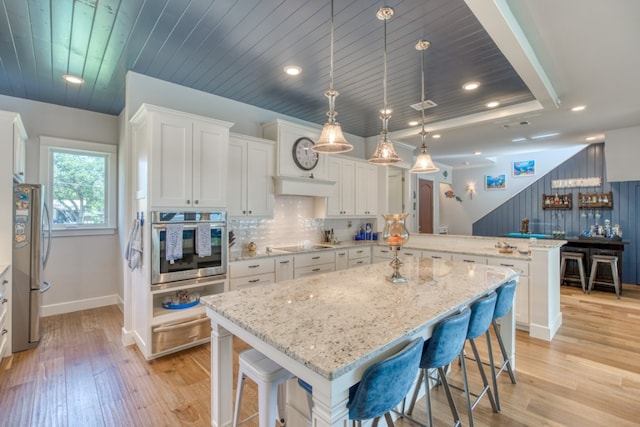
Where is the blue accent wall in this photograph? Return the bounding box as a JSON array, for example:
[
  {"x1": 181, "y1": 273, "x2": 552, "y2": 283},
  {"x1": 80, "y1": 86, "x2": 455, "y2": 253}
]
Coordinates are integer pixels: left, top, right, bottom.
[{"x1": 473, "y1": 143, "x2": 639, "y2": 284}]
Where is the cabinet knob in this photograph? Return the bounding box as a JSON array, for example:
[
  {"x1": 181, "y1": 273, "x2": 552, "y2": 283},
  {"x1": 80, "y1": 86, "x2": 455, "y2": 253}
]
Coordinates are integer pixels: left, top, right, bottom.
[
  {"x1": 248, "y1": 210, "x2": 252, "y2": 214},
  {"x1": 1, "y1": 329, "x2": 7, "y2": 335},
  {"x1": 242, "y1": 210, "x2": 246, "y2": 214},
  {"x1": 2, "y1": 298, "x2": 7, "y2": 304},
  {"x1": 2, "y1": 279, "x2": 7, "y2": 284},
  {"x1": 186, "y1": 199, "x2": 191, "y2": 204},
  {"x1": 194, "y1": 200, "x2": 199, "y2": 205}
]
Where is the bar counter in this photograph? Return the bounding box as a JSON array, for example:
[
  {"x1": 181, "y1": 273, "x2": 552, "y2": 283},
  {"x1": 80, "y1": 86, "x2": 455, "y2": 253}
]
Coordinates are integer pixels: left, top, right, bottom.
[{"x1": 202, "y1": 257, "x2": 519, "y2": 427}]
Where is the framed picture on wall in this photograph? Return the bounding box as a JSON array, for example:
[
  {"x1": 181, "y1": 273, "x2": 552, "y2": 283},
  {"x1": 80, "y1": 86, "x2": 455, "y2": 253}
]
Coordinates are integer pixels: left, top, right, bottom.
[
  {"x1": 485, "y1": 174, "x2": 506, "y2": 190},
  {"x1": 512, "y1": 160, "x2": 535, "y2": 177}
]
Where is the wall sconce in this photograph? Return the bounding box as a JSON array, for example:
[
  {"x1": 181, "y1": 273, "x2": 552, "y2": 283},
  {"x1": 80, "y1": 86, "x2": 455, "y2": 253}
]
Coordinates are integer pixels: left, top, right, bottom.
[{"x1": 467, "y1": 184, "x2": 475, "y2": 199}]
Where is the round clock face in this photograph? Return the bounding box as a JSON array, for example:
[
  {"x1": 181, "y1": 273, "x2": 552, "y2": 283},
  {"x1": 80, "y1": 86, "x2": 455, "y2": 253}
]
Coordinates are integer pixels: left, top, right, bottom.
[{"x1": 292, "y1": 137, "x2": 319, "y2": 171}]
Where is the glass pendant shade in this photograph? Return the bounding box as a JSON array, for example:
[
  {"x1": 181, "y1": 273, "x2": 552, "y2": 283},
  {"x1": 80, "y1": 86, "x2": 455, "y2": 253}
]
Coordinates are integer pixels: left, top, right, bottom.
[
  {"x1": 313, "y1": 0, "x2": 353, "y2": 154},
  {"x1": 369, "y1": 138, "x2": 402, "y2": 165},
  {"x1": 410, "y1": 144, "x2": 439, "y2": 173}
]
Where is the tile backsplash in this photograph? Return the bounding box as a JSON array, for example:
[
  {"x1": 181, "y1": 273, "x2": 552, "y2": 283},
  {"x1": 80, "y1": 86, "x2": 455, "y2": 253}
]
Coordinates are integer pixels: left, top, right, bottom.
[{"x1": 229, "y1": 196, "x2": 377, "y2": 251}]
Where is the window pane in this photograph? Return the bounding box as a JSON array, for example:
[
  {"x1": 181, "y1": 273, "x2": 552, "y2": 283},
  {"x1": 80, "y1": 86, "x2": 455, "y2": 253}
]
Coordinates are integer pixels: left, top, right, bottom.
[{"x1": 52, "y1": 151, "x2": 107, "y2": 226}]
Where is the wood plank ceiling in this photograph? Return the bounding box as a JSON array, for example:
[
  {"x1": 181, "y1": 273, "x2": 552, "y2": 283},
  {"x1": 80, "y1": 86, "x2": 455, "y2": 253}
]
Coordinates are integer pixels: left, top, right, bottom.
[{"x1": 0, "y1": 0, "x2": 533, "y2": 138}]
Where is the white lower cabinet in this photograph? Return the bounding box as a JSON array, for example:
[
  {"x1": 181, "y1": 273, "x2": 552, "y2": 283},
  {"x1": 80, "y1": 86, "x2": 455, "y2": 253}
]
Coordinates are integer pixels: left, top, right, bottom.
[
  {"x1": 0, "y1": 267, "x2": 9, "y2": 359},
  {"x1": 348, "y1": 246, "x2": 371, "y2": 268},
  {"x1": 421, "y1": 250, "x2": 453, "y2": 261},
  {"x1": 451, "y1": 253, "x2": 487, "y2": 264},
  {"x1": 487, "y1": 257, "x2": 530, "y2": 327},
  {"x1": 229, "y1": 258, "x2": 276, "y2": 290},
  {"x1": 275, "y1": 256, "x2": 294, "y2": 282},
  {"x1": 372, "y1": 246, "x2": 393, "y2": 263},
  {"x1": 294, "y1": 251, "x2": 335, "y2": 278},
  {"x1": 335, "y1": 249, "x2": 349, "y2": 271}
]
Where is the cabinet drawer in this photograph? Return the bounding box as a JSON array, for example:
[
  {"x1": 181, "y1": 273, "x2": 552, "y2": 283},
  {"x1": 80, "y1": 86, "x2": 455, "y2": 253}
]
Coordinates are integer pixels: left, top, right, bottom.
[
  {"x1": 152, "y1": 314, "x2": 210, "y2": 355},
  {"x1": 348, "y1": 246, "x2": 371, "y2": 260},
  {"x1": 372, "y1": 246, "x2": 393, "y2": 259},
  {"x1": 421, "y1": 250, "x2": 453, "y2": 261},
  {"x1": 451, "y1": 254, "x2": 487, "y2": 264},
  {"x1": 348, "y1": 258, "x2": 370, "y2": 268},
  {"x1": 230, "y1": 273, "x2": 275, "y2": 290},
  {"x1": 295, "y1": 251, "x2": 335, "y2": 268},
  {"x1": 230, "y1": 259, "x2": 275, "y2": 278},
  {"x1": 401, "y1": 250, "x2": 420, "y2": 259},
  {"x1": 487, "y1": 258, "x2": 529, "y2": 276},
  {"x1": 294, "y1": 263, "x2": 335, "y2": 279}
]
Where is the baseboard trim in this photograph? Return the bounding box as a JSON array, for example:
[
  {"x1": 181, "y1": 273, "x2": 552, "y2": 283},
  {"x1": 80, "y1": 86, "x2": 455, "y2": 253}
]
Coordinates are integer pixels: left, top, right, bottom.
[{"x1": 42, "y1": 294, "x2": 119, "y2": 317}]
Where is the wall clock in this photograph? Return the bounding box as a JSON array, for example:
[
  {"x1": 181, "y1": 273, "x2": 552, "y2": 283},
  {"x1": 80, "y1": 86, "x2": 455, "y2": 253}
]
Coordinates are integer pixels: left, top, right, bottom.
[{"x1": 292, "y1": 137, "x2": 319, "y2": 171}]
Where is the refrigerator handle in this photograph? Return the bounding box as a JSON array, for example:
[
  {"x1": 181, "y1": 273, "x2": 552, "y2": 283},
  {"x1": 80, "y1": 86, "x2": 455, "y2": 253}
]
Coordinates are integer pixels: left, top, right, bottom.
[
  {"x1": 43, "y1": 203, "x2": 52, "y2": 268},
  {"x1": 41, "y1": 281, "x2": 51, "y2": 293}
]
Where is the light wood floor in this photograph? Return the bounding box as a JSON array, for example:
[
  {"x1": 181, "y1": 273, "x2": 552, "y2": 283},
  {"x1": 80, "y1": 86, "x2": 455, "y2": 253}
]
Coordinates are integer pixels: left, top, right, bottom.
[{"x1": 1, "y1": 284, "x2": 640, "y2": 426}]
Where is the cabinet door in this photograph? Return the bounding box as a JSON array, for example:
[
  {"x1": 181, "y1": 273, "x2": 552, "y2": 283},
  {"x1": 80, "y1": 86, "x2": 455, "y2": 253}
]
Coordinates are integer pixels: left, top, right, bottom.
[
  {"x1": 340, "y1": 160, "x2": 355, "y2": 215},
  {"x1": 151, "y1": 114, "x2": 193, "y2": 207},
  {"x1": 515, "y1": 276, "x2": 529, "y2": 325},
  {"x1": 192, "y1": 120, "x2": 228, "y2": 208},
  {"x1": 246, "y1": 141, "x2": 274, "y2": 217},
  {"x1": 326, "y1": 158, "x2": 342, "y2": 216},
  {"x1": 227, "y1": 139, "x2": 247, "y2": 216},
  {"x1": 355, "y1": 163, "x2": 377, "y2": 216},
  {"x1": 335, "y1": 250, "x2": 348, "y2": 271},
  {"x1": 275, "y1": 256, "x2": 294, "y2": 282}
]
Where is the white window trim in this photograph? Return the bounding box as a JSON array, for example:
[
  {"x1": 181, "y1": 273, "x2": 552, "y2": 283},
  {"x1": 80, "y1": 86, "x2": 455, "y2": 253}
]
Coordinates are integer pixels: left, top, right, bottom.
[{"x1": 40, "y1": 136, "x2": 117, "y2": 237}]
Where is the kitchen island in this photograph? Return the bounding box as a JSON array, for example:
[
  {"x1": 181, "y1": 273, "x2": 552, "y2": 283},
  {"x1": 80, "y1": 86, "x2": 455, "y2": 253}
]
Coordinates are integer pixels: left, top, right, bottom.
[{"x1": 202, "y1": 257, "x2": 518, "y2": 427}]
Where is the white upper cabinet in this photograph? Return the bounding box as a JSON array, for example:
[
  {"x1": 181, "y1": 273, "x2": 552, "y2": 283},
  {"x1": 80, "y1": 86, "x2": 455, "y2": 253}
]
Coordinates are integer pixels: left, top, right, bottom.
[
  {"x1": 131, "y1": 104, "x2": 233, "y2": 209},
  {"x1": 228, "y1": 134, "x2": 274, "y2": 218},
  {"x1": 326, "y1": 157, "x2": 355, "y2": 216},
  {"x1": 1, "y1": 111, "x2": 27, "y2": 183},
  {"x1": 354, "y1": 162, "x2": 378, "y2": 216}
]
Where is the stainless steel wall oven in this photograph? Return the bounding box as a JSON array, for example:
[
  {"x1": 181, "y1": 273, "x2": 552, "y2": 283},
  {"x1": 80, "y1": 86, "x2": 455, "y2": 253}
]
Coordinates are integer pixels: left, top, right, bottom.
[{"x1": 150, "y1": 211, "x2": 227, "y2": 287}]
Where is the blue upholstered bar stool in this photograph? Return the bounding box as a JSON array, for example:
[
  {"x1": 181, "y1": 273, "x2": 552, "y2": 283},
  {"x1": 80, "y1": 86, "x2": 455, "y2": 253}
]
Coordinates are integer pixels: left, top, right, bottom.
[
  {"x1": 406, "y1": 307, "x2": 472, "y2": 427},
  {"x1": 488, "y1": 280, "x2": 517, "y2": 411},
  {"x1": 347, "y1": 337, "x2": 423, "y2": 427},
  {"x1": 459, "y1": 292, "x2": 499, "y2": 427}
]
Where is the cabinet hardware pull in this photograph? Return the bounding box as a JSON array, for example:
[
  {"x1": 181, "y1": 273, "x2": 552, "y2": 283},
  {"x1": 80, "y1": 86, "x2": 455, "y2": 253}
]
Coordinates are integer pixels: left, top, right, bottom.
[
  {"x1": 356, "y1": 261, "x2": 363, "y2": 264},
  {"x1": 152, "y1": 317, "x2": 208, "y2": 333},
  {"x1": 186, "y1": 199, "x2": 190, "y2": 204},
  {"x1": 248, "y1": 265, "x2": 260, "y2": 268},
  {"x1": 500, "y1": 263, "x2": 514, "y2": 267},
  {"x1": 194, "y1": 200, "x2": 199, "y2": 205},
  {"x1": 312, "y1": 268, "x2": 320, "y2": 272},
  {"x1": 248, "y1": 210, "x2": 252, "y2": 214},
  {"x1": 248, "y1": 279, "x2": 260, "y2": 283},
  {"x1": 463, "y1": 259, "x2": 474, "y2": 263},
  {"x1": 312, "y1": 256, "x2": 320, "y2": 260},
  {"x1": 243, "y1": 210, "x2": 246, "y2": 214},
  {"x1": 1, "y1": 329, "x2": 7, "y2": 335},
  {"x1": 2, "y1": 280, "x2": 7, "y2": 284},
  {"x1": 357, "y1": 250, "x2": 363, "y2": 254},
  {"x1": 381, "y1": 250, "x2": 389, "y2": 253},
  {"x1": 279, "y1": 260, "x2": 290, "y2": 264},
  {"x1": 1, "y1": 298, "x2": 7, "y2": 304},
  {"x1": 432, "y1": 256, "x2": 442, "y2": 259}
]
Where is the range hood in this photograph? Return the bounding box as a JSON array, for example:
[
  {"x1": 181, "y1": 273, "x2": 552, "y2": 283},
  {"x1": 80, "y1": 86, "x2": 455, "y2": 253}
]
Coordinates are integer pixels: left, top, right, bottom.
[{"x1": 273, "y1": 176, "x2": 335, "y2": 197}]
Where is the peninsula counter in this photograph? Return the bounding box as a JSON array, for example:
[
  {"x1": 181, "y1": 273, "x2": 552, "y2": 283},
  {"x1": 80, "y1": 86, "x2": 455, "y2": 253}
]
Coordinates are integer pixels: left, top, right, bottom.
[{"x1": 202, "y1": 257, "x2": 519, "y2": 427}]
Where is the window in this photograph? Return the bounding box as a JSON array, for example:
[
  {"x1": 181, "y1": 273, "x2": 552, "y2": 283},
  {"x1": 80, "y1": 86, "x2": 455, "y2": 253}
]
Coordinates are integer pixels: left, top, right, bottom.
[{"x1": 40, "y1": 136, "x2": 117, "y2": 236}]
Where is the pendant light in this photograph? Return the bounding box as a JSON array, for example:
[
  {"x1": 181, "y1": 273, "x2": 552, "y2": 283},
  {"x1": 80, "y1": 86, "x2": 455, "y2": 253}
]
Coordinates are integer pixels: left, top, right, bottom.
[
  {"x1": 368, "y1": 7, "x2": 402, "y2": 165},
  {"x1": 313, "y1": 0, "x2": 352, "y2": 154},
  {"x1": 410, "y1": 40, "x2": 439, "y2": 173}
]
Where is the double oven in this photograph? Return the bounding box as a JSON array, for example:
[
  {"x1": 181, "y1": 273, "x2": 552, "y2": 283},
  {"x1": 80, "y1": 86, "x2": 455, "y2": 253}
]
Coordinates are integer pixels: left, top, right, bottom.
[{"x1": 149, "y1": 211, "x2": 227, "y2": 355}]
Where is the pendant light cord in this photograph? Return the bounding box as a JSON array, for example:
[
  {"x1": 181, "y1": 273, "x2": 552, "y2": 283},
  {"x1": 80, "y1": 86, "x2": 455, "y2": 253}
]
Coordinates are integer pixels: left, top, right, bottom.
[
  {"x1": 383, "y1": 16, "x2": 388, "y2": 118},
  {"x1": 329, "y1": 0, "x2": 335, "y2": 92},
  {"x1": 420, "y1": 44, "x2": 426, "y2": 145}
]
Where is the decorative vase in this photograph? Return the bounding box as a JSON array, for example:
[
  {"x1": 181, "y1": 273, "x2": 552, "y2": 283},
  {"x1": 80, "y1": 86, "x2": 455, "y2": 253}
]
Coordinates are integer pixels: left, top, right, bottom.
[{"x1": 382, "y1": 213, "x2": 410, "y2": 283}]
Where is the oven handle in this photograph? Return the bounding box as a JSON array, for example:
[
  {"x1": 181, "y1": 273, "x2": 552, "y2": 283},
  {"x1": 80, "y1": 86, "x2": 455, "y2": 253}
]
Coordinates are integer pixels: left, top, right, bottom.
[
  {"x1": 152, "y1": 223, "x2": 226, "y2": 231},
  {"x1": 152, "y1": 316, "x2": 209, "y2": 333}
]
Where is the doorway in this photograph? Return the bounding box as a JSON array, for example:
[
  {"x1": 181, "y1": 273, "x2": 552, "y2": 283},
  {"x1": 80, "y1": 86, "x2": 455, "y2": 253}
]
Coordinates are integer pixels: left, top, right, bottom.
[
  {"x1": 388, "y1": 167, "x2": 404, "y2": 213},
  {"x1": 418, "y1": 179, "x2": 434, "y2": 234}
]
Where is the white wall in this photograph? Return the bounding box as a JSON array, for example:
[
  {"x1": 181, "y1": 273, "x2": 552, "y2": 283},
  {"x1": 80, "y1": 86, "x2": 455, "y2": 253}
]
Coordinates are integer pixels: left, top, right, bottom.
[
  {"x1": 0, "y1": 94, "x2": 121, "y2": 315},
  {"x1": 441, "y1": 145, "x2": 586, "y2": 235},
  {"x1": 604, "y1": 125, "x2": 640, "y2": 182}
]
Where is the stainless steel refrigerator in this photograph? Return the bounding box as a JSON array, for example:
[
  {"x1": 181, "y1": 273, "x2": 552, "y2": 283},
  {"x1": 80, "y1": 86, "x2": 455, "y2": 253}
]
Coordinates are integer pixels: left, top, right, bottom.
[{"x1": 12, "y1": 183, "x2": 52, "y2": 352}]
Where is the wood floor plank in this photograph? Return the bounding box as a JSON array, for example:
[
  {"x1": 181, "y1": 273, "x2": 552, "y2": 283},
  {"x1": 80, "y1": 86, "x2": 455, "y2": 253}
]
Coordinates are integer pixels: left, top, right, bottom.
[{"x1": 1, "y1": 287, "x2": 640, "y2": 426}]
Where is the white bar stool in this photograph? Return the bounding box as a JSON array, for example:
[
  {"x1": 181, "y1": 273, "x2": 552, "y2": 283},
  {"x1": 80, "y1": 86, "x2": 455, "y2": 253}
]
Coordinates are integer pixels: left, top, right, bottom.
[
  {"x1": 560, "y1": 251, "x2": 586, "y2": 292},
  {"x1": 588, "y1": 255, "x2": 621, "y2": 298},
  {"x1": 234, "y1": 349, "x2": 294, "y2": 427}
]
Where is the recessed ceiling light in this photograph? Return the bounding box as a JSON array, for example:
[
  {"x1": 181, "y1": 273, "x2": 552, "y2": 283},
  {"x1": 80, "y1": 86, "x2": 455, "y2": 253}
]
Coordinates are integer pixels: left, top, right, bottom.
[
  {"x1": 531, "y1": 132, "x2": 559, "y2": 140},
  {"x1": 284, "y1": 65, "x2": 301, "y2": 76},
  {"x1": 462, "y1": 81, "x2": 481, "y2": 91},
  {"x1": 63, "y1": 74, "x2": 84, "y2": 84},
  {"x1": 432, "y1": 134, "x2": 441, "y2": 139},
  {"x1": 571, "y1": 105, "x2": 586, "y2": 112},
  {"x1": 485, "y1": 100, "x2": 500, "y2": 108},
  {"x1": 408, "y1": 120, "x2": 419, "y2": 126},
  {"x1": 473, "y1": 151, "x2": 482, "y2": 156},
  {"x1": 512, "y1": 137, "x2": 527, "y2": 143}
]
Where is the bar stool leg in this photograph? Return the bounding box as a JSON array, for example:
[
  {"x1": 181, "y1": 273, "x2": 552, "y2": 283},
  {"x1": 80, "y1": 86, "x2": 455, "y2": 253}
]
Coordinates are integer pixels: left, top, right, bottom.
[
  {"x1": 612, "y1": 259, "x2": 621, "y2": 299},
  {"x1": 560, "y1": 257, "x2": 567, "y2": 286},
  {"x1": 588, "y1": 260, "x2": 597, "y2": 294},
  {"x1": 577, "y1": 258, "x2": 586, "y2": 293}
]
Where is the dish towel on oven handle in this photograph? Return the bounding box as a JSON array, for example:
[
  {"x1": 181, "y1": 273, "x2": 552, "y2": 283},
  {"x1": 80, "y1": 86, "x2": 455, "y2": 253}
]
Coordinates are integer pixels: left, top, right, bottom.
[
  {"x1": 196, "y1": 223, "x2": 212, "y2": 257},
  {"x1": 124, "y1": 218, "x2": 142, "y2": 271},
  {"x1": 165, "y1": 223, "x2": 184, "y2": 264}
]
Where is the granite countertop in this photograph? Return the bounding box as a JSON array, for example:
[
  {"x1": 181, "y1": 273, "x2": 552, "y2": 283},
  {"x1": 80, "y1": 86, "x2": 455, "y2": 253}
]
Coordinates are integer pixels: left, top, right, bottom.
[
  {"x1": 228, "y1": 235, "x2": 548, "y2": 262},
  {"x1": 202, "y1": 258, "x2": 518, "y2": 380}
]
